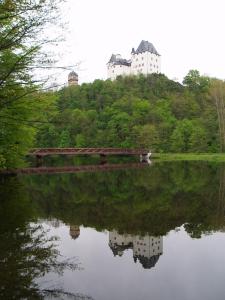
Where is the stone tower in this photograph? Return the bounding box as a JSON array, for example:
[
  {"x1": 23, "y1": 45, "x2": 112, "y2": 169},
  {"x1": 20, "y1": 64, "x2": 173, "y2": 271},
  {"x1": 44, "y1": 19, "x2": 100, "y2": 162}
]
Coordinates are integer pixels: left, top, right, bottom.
[{"x1": 68, "y1": 71, "x2": 78, "y2": 86}]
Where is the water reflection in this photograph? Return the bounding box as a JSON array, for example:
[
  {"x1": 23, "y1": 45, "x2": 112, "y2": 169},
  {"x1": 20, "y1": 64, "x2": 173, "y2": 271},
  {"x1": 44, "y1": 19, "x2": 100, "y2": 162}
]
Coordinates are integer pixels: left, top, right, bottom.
[
  {"x1": 24, "y1": 161, "x2": 225, "y2": 237},
  {"x1": 70, "y1": 225, "x2": 81, "y2": 240},
  {"x1": 2, "y1": 161, "x2": 225, "y2": 299},
  {"x1": 109, "y1": 230, "x2": 163, "y2": 269},
  {"x1": 0, "y1": 222, "x2": 81, "y2": 299},
  {"x1": 0, "y1": 177, "x2": 90, "y2": 300},
  {"x1": 67, "y1": 224, "x2": 163, "y2": 270}
]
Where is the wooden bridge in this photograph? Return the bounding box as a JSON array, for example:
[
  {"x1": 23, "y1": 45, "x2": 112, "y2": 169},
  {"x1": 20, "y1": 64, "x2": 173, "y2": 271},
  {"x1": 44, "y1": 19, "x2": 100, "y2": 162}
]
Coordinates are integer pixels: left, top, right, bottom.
[{"x1": 29, "y1": 148, "x2": 150, "y2": 158}]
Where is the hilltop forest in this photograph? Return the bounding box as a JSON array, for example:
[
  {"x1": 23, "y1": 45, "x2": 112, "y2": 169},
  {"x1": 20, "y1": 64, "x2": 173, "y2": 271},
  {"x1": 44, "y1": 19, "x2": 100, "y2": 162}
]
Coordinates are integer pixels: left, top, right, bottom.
[{"x1": 36, "y1": 71, "x2": 225, "y2": 155}]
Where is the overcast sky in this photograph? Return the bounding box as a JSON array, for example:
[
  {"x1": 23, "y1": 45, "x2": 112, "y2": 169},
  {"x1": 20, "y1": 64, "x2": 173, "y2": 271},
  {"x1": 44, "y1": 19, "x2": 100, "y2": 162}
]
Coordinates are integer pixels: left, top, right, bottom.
[{"x1": 59, "y1": 0, "x2": 225, "y2": 84}]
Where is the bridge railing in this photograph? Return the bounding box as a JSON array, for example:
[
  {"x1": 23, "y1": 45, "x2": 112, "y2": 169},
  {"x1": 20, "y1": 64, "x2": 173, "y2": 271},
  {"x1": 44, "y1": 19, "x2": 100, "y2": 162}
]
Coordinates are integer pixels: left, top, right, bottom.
[{"x1": 29, "y1": 148, "x2": 150, "y2": 156}]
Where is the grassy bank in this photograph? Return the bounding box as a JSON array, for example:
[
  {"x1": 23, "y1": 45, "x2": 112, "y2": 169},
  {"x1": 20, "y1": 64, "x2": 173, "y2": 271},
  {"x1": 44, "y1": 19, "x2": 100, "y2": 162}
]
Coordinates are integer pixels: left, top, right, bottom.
[{"x1": 151, "y1": 153, "x2": 225, "y2": 162}]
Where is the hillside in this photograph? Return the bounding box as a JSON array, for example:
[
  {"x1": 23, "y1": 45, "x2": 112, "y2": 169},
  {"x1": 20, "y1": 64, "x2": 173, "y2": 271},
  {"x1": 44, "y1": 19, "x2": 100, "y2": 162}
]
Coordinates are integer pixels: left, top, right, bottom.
[{"x1": 37, "y1": 71, "x2": 220, "y2": 153}]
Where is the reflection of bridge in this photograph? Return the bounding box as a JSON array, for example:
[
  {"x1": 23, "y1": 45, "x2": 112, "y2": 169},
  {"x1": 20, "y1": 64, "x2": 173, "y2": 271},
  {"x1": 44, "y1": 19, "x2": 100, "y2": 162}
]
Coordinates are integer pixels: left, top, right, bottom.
[
  {"x1": 109, "y1": 230, "x2": 163, "y2": 269},
  {"x1": 29, "y1": 148, "x2": 150, "y2": 157},
  {"x1": 1, "y1": 162, "x2": 149, "y2": 175}
]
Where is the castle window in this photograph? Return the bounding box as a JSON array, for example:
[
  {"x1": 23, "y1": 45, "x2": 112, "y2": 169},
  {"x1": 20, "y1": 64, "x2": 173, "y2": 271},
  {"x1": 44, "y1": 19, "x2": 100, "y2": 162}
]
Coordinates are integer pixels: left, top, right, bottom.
[
  {"x1": 142, "y1": 57, "x2": 144, "y2": 60},
  {"x1": 142, "y1": 63, "x2": 144, "y2": 66}
]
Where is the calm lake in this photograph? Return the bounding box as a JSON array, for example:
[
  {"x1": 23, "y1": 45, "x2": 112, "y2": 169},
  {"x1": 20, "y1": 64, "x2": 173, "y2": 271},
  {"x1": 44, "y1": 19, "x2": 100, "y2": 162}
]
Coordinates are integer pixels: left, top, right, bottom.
[{"x1": 1, "y1": 160, "x2": 225, "y2": 299}]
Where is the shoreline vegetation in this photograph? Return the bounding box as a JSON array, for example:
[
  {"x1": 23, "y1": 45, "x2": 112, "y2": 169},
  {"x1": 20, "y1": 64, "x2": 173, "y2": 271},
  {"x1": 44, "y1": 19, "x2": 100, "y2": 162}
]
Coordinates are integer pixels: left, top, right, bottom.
[{"x1": 152, "y1": 153, "x2": 225, "y2": 162}]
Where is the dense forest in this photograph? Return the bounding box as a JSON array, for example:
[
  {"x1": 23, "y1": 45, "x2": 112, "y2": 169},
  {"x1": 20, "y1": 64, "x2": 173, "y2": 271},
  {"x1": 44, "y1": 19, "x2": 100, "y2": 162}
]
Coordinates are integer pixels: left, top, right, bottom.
[{"x1": 36, "y1": 71, "x2": 225, "y2": 155}]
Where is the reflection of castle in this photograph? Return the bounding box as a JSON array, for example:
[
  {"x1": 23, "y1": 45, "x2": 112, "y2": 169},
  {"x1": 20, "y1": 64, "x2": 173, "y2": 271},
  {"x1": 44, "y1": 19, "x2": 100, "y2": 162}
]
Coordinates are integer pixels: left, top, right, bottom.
[
  {"x1": 109, "y1": 230, "x2": 163, "y2": 269},
  {"x1": 69, "y1": 225, "x2": 80, "y2": 240}
]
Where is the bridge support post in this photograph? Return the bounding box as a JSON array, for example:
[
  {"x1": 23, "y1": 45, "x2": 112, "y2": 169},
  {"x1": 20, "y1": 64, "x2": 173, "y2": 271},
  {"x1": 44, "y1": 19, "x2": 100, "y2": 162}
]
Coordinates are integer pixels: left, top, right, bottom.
[{"x1": 36, "y1": 155, "x2": 43, "y2": 167}]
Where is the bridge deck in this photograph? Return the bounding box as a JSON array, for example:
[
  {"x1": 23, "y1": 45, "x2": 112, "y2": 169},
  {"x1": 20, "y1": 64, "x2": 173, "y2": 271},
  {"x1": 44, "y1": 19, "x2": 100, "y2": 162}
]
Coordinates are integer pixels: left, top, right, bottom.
[{"x1": 29, "y1": 148, "x2": 149, "y2": 157}]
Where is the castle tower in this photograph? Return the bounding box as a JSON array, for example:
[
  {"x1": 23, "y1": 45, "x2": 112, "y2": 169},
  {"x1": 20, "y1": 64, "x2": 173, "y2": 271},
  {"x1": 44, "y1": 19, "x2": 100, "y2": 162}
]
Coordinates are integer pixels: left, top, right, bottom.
[
  {"x1": 130, "y1": 40, "x2": 161, "y2": 76},
  {"x1": 107, "y1": 40, "x2": 161, "y2": 80},
  {"x1": 68, "y1": 71, "x2": 78, "y2": 86}
]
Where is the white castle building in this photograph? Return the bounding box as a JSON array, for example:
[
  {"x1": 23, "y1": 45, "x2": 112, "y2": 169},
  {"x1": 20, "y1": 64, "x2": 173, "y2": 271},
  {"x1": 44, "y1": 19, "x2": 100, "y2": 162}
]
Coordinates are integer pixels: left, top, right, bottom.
[
  {"x1": 109, "y1": 230, "x2": 163, "y2": 269},
  {"x1": 107, "y1": 40, "x2": 161, "y2": 80}
]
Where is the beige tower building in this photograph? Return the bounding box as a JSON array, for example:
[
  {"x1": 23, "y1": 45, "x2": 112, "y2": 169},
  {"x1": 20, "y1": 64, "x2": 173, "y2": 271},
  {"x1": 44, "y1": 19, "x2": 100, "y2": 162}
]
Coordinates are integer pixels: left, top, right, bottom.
[{"x1": 68, "y1": 71, "x2": 78, "y2": 86}]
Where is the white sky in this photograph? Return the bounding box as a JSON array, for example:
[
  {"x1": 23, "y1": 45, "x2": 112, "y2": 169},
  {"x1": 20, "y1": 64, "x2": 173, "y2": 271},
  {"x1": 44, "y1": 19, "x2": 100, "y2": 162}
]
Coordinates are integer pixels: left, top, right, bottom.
[{"x1": 58, "y1": 0, "x2": 225, "y2": 84}]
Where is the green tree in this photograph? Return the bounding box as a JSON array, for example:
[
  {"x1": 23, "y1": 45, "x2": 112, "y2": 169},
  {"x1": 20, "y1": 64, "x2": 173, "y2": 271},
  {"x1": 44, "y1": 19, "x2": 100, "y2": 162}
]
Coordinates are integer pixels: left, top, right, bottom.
[
  {"x1": 171, "y1": 119, "x2": 194, "y2": 152},
  {"x1": 209, "y1": 79, "x2": 225, "y2": 152},
  {"x1": 133, "y1": 124, "x2": 159, "y2": 150},
  {"x1": 183, "y1": 69, "x2": 210, "y2": 93},
  {"x1": 0, "y1": 0, "x2": 63, "y2": 167}
]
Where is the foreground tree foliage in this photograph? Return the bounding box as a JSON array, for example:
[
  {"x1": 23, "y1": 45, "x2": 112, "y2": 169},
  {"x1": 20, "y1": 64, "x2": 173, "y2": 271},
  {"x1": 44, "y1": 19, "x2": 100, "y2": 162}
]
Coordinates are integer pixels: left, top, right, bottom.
[
  {"x1": 0, "y1": 0, "x2": 62, "y2": 168},
  {"x1": 36, "y1": 71, "x2": 225, "y2": 153}
]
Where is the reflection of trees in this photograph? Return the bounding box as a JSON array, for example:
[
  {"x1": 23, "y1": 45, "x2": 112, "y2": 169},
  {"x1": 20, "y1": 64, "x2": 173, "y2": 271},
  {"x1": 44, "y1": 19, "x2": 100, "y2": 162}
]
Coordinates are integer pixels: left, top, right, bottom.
[
  {"x1": 217, "y1": 166, "x2": 225, "y2": 220},
  {"x1": 24, "y1": 162, "x2": 225, "y2": 238},
  {"x1": 0, "y1": 176, "x2": 93, "y2": 300},
  {"x1": 0, "y1": 224, "x2": 79, "y2": 299}
]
